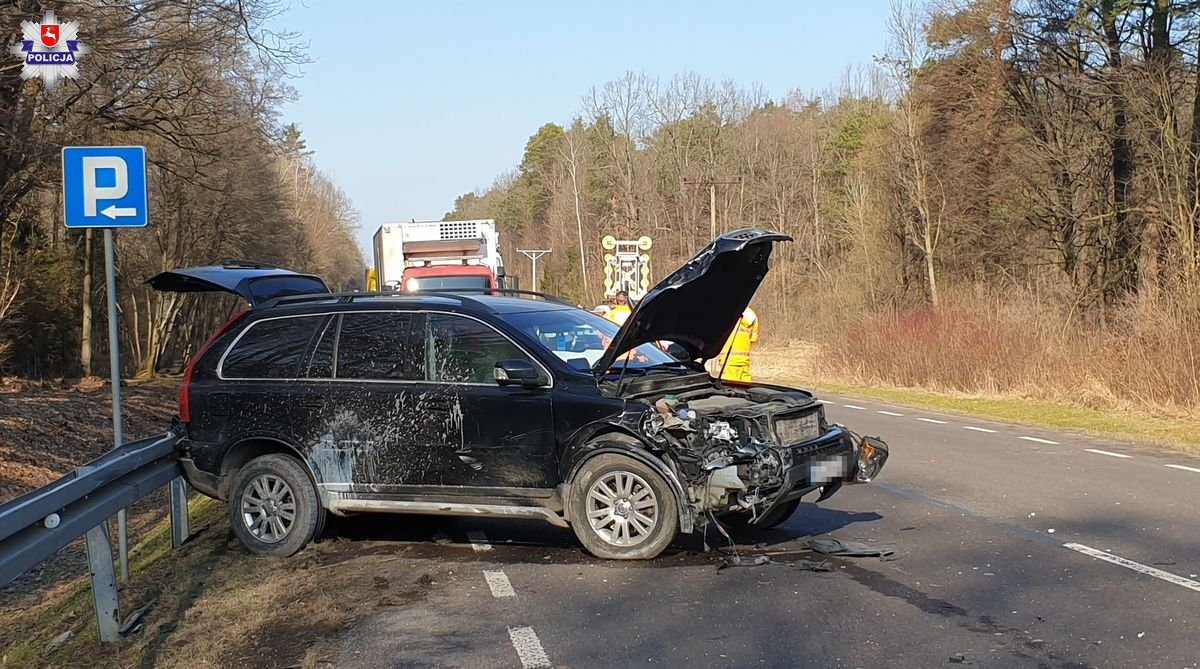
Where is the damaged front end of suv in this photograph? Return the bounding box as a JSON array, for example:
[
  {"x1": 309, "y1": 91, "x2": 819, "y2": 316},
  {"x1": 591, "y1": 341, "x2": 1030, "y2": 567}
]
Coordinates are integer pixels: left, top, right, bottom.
[
  {"x1": 615, "y1": 375, "x2": 888, "y2": 532},
  {"x1": 589, "y1": 229, "x2": 889, "y2": 534}
]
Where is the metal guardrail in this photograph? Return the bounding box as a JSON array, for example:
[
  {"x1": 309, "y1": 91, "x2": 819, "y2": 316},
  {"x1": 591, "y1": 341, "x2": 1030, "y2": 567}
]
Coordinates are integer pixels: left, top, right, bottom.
[{"x1": 0, "y1": 431, "x2": 191, "y2": 642}]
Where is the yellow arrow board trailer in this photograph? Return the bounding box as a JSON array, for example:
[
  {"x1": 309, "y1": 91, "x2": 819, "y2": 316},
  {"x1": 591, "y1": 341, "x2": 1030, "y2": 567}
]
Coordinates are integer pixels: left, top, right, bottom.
[{"x1": 602, "y1": 235, "x2": 652, "y2": 301}]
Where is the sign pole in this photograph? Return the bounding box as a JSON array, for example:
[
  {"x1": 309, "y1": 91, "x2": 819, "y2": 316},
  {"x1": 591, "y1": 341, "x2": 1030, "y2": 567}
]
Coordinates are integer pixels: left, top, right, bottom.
[
  {"x1": 63, "y1": 146, "x2": 148, "y2": 586},
  {"x1": 103, "y1": 229, "x2": 128, "y2": 582}
]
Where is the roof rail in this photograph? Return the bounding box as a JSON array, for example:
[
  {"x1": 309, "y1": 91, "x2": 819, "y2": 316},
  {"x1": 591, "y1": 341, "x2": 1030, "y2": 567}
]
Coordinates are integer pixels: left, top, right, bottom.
[
  {"x1": 261, "y1": 290, "x2": 477, "y2": 310},
  {"x1": 260, "y1": 288, "x2": 574, "y2": 311},
  {"x1": 408, "y1": 287, "x2": 574, "y2": 306}
]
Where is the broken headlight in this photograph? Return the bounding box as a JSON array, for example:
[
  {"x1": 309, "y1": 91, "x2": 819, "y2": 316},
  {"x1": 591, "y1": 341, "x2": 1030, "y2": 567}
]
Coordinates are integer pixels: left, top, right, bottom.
[{"x1": 853, "y1": 435, "x2": 890, "y2": 483}]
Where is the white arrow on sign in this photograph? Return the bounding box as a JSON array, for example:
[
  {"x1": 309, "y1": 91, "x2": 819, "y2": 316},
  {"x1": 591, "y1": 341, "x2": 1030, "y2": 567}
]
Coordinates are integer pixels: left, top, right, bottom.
[{"x1": 100, "y1": 204, "x2": 137, "y2": 219}]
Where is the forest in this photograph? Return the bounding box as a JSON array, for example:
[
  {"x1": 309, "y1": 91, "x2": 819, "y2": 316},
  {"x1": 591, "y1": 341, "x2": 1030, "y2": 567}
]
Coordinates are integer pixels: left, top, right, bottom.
[
  {"x1": 0, "y1": 0, "x2": 363, "y2": 379},
  {"x1": 447, "y1": 0, "x2": 1200, "y2": 413}
]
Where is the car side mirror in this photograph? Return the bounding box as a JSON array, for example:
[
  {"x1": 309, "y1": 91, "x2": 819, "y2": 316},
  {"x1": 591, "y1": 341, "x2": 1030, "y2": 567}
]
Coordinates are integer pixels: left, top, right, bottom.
[
  {"x1": 665, "y1": 342, "x2": 691, "y2": 362},
  {"x1": 494, "y1": 359, "x2": 548, "y2": 389}
]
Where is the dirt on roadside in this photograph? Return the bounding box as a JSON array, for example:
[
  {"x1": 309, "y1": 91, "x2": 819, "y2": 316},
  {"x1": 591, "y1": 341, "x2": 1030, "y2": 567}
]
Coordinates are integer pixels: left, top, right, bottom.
[
  {"x1": 0, "y1": 378, "x2": 179, "y2": 607},
  {"x1": 0, "y1": 377, "x2": 178, "y2": 500}
]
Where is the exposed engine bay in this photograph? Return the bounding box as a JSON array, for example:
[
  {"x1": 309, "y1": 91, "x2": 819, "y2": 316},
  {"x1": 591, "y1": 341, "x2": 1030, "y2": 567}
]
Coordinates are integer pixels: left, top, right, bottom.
[{"x1": 607, "y1": 372, "x2": 889, "y2": 526}]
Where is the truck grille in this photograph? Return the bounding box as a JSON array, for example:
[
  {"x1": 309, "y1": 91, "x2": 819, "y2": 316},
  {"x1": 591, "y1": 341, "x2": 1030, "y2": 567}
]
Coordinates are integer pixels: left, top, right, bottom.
[
  {"x1": 774, "y1": 408, "x2": 822, "y2": 445},
  {"x1": 439, "y1": 220, "x2": 480, "y2": 239}
]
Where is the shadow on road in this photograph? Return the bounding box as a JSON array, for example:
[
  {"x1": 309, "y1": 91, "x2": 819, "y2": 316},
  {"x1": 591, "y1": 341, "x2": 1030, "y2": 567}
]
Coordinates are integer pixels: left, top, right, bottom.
[{"x1": 318, "y1": 501, "x2": 885, "y2": 566}]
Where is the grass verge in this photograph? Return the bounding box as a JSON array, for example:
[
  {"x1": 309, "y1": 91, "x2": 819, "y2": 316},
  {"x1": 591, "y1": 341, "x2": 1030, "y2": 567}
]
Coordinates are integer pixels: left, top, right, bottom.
[{"x1": 0, "y1": 495, "x2": 380, "y2": 669}]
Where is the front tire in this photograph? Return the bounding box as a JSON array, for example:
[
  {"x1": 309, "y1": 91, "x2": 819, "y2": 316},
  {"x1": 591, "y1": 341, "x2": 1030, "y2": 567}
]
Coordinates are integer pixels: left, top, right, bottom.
[
  {"x1": 229, "y1": 454, "x2": 320, "y2": 557},
  {"x1": 721, "y1": 498, "x2": 801, "y2": 531},
  {"x1": 569, "y1": 453, "x2": 679, "y2": 560}
]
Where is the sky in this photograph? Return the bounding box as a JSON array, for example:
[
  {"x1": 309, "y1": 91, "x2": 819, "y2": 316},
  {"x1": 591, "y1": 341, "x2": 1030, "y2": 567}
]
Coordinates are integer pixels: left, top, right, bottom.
[{"x1": 279, "y1": 1, "x2": 894, "y2": 259}]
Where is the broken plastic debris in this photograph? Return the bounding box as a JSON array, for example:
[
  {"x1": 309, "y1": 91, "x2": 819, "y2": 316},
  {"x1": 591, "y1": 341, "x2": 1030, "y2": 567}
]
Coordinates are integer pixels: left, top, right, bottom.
[
  {"x1": 803, "y1": 538, "x2": 895, "y2": 557},
  {"x1": 45, "y1": 630, "x2": 74, "y2": 652},
  {"x1": 717, "y1": 554, "x2": 832, "y2": 572}
]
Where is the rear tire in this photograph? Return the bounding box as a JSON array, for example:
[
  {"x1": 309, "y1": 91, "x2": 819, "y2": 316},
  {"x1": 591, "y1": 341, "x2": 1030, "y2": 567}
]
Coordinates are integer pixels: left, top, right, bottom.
[
  {"x1": 569, "y1": 453, "x2": 679, "y2": 560},
  {"x1": 229, "y1": 454, "x2": 320, "y2": 557}
]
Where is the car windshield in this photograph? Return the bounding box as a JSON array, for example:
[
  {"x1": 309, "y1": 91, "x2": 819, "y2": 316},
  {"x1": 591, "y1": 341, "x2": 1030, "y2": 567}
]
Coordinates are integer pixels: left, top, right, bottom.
[
  {"x1": 405, "y1": 275, "x2": 490, "y2": 291},
  {"x1": 501, "y1": 307, "x2": 678, "y2": 371}
]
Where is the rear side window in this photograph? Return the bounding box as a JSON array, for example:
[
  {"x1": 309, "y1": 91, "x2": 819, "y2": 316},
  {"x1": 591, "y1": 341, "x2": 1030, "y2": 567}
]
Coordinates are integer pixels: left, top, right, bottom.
[
  {"x1": 222, "y1": 316, "x2": 321, "y2": 379},
  {"x1": 336, "y1": 312, "x2": 424, "y2": 380}
]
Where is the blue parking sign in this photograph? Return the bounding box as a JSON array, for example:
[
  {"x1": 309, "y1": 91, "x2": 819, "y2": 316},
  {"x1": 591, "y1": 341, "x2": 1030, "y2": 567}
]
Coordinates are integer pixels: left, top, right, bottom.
[{"x1": 62, "y1": 146, "x2": 149, "y2": 228}]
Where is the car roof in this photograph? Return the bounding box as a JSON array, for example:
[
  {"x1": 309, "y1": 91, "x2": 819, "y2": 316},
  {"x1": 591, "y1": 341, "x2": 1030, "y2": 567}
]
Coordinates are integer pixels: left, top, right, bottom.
[{"x1": 255, "y1": 291, "x2": 576, "y2": 317}]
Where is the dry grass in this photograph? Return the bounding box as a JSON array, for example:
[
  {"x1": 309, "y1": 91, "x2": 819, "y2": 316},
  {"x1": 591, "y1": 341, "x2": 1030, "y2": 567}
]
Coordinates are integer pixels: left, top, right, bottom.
[
  {"x1": 755, "y1": 288, "x2": 1200, "y2": 451},
  {"x1": 0, "y1": 497, "x2": 439, "y2": 669}
]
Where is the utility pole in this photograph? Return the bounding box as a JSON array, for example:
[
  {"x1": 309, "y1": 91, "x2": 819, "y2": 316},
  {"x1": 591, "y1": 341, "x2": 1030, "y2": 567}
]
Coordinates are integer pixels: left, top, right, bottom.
[
  {"x1": 517, "y1": 249, "x2": 551, "y2": 292},
  {"x1": 682, "y1": 177, "x2": 743, "y2": 238}
]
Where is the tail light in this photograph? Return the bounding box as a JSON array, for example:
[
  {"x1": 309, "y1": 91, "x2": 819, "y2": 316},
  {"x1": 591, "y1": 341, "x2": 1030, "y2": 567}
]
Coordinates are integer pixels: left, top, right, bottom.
[{"x1": 179, "y1": 310, "x2": 249, "y2": 423}]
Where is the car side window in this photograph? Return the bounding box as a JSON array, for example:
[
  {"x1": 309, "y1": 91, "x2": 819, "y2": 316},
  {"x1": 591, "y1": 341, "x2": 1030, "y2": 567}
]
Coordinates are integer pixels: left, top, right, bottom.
[
  {"x1": 303, "y1": 315, "x2": 338, "y2": 378},
  {"x1": 222, "y1": 316, "x2": 320, "y2": 379},
  {"x1": 427, "y1": 314, "x2": 530, "y2": 384},
  {"x1": 336, "y1": 312, "x2": 424, "y2": 380}
]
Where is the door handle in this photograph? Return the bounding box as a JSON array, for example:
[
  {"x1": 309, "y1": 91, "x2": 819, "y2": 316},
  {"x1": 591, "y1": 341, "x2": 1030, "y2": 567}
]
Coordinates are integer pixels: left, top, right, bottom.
[{"x1": 298, "y1": 399, "x2": 326, "y2": 408}]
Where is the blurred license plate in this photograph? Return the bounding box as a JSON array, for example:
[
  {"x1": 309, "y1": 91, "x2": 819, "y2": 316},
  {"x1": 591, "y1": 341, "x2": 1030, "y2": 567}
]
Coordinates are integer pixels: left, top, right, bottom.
[{"x1": 809, "y1": 454, "x2": 848, "y2": 484}]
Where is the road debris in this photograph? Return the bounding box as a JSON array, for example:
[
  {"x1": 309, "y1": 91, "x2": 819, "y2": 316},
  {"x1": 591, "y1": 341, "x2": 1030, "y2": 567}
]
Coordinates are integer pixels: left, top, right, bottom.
[
  {"x1": 803, "y1": 538, "x2": 895, "y2": 557},
  {"x1": 45, "y1": 630, "x2": 73, "y2": 652},
  {"x1": 119, "y1": 604, "x2": 151, "y2": 636},
  {"x1": 717, "y1": 553, "x2": 832, "y2": 572}
]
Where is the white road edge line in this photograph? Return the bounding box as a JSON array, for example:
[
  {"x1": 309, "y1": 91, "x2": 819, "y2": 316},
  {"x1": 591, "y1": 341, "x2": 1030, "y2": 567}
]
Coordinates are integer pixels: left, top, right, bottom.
[
  {"x1": 878, "y1": 410, "x2": 904, "y2": 417},
  {"x1": 1063, "y1": 543, "x2": 1200, "y2": 594},
  {"x1": 483, "y1": 570, "x2": 516, "y2": 598},
  {"x1": 917, "y1": 418, "x2": 947, "y2": 424},
  {"x1": 1165, "y1": 463, "x2": 1200, "y2": 474},
  {"x1": 467, "y1": 530, "x2": 492, "y2": 552},
  {"x1": 1084, "y1": 448, "x2": 1132, "y2": 459},
  {"x1": 1020, "y1": 436, "x2": 1059, "y2": 445},
  {"x1": 508, "y1": 626, "x2": 552, "y2": 668},
  {"x1": 963, "y1": 426, "x2": 996, "y2": 433},
  {"x1": 843, "y1": 404, "x2": 866, "y2": 410}
]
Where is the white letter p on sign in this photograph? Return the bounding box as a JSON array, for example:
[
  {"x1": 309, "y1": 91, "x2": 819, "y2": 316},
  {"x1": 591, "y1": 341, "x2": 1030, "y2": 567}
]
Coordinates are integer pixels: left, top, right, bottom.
[{"x1": 82, "y1": 156, "x2": 128, "y2": 217}]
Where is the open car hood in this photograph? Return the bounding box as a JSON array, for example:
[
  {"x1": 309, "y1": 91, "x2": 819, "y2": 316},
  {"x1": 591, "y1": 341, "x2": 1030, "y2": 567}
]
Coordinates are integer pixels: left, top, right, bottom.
[
  {"x1": 146, "y1": 262, "x2": 329, "y2": 307},
  {"x1": 593, "y1": 229, "x2": 791, "y2": 373}
]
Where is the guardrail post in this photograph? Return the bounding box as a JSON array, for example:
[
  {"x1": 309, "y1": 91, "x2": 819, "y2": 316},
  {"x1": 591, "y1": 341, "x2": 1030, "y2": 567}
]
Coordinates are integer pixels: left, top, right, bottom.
[
  {"x1": 83, "y1": 523, "x2": 121, "y2": 642},
  {"x1": 170, "y1": 477, "x2": 190, "y2": 548}
]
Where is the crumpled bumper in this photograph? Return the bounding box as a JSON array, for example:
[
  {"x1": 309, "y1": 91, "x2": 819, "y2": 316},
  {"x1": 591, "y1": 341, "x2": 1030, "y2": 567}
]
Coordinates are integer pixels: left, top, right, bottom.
[{"x1": 750, "y1": 428, "x2": 890, "y2": 523}]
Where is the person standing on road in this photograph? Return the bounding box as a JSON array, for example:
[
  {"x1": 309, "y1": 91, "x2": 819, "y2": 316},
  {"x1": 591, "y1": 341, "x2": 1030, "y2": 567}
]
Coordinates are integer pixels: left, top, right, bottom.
[
  {"x1": 607, "y1": 290, "x2": 632, "y2": 326},
  {"x1": 716, "y1": 306, "x2": 759, "y2": 383}
]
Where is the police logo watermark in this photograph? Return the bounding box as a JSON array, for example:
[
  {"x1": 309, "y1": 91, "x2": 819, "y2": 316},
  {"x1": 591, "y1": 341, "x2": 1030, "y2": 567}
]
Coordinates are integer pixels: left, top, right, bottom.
[{"x1": 8, "y1": 10, "x2": 89, "y2": 89}]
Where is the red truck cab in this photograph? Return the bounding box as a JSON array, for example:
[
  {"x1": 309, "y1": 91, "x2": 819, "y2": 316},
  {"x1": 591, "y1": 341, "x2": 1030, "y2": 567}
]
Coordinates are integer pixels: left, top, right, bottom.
[{"x1": 400, "y1": 264, "x2": 497, "y2": 292}]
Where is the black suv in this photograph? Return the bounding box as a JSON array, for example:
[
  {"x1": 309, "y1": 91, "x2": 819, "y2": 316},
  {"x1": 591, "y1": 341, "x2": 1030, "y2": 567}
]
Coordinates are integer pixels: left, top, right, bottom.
[{"x1": 151, "y1": 230, "x2": 889, "y2": 560}]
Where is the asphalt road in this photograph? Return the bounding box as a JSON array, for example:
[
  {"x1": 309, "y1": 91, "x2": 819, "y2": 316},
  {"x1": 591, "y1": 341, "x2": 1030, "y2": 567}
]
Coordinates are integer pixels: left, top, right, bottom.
[{"x1": 324, "y1": 394, "x2": 1200, "y2": 669}]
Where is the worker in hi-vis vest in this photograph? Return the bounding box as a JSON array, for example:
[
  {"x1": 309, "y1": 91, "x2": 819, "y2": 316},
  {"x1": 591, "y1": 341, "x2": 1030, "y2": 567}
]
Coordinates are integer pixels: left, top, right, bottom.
[
  {"x1": 716, "y1": 306, "x2": 759, "y2": 383},
  {"x1": 606, "y1": 290, "x2": 632, "y2": 326}
]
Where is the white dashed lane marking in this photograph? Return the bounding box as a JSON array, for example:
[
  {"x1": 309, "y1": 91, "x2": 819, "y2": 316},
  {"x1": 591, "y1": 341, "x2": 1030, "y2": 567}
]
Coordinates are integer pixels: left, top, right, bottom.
[
  {"x1": 1084, "y1": 448, "x2": 1132, "y2": 459},
  {"x1": 831, "y1": 397, "x2": 1200, "y2": 475},
  {"x1": 1064, "y1": 543, "x2": 1200, "y2": 594},
  {"x1": 467, "y1": 530, "x2": 492, "y2": 552},
  {"x1": 508, "y1": 626, "x2": 552, "y2": 668},
  {"x1": 483, "y1": 570, "x2": 516, "y2": 598}
]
